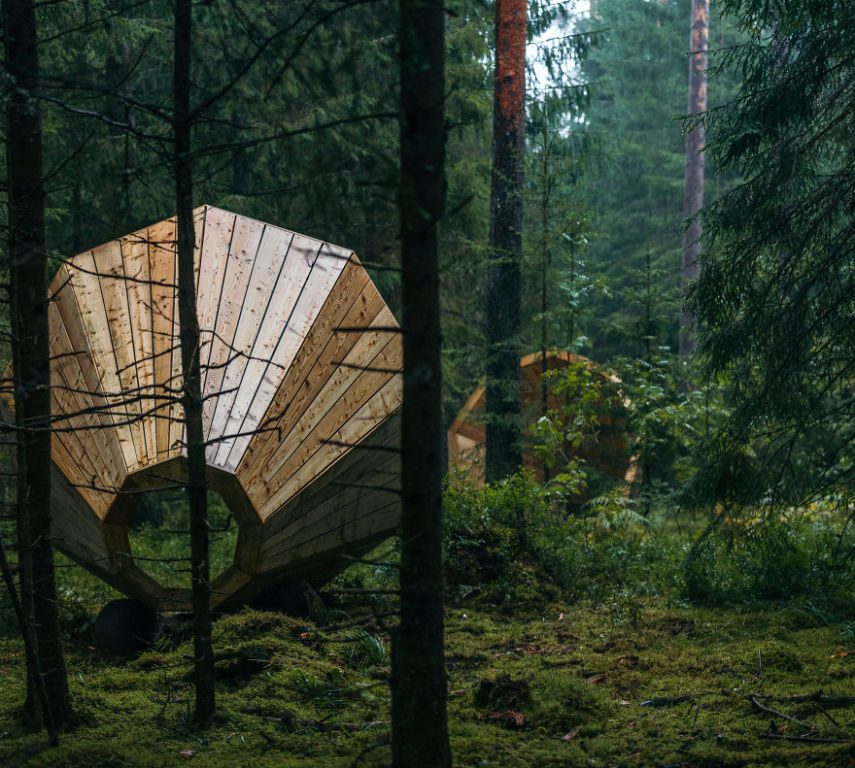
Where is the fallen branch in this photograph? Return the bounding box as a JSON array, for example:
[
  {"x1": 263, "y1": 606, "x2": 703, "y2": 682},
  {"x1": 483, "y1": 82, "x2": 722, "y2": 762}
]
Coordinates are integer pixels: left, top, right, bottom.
[
  {"x1": 639, "y1": 693, "x2": 711, "y2": 708},
  {"x1": 760, "y1": 733, "x2": 849, "y2": 744},
  {"x1": 750, "y1": 696, "x2": 813, "y2": 729},
  {"x1": 812, "y1": 702, "x2": 841, "y2": 728},
  {"x1": 755, "y1": 691, "x2": 855, "y2": 709}
]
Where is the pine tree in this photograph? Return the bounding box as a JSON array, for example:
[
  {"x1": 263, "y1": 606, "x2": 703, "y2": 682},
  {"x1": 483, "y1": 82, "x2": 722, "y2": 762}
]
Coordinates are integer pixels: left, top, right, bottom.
[
  {"x1": 3, "y1": 0, "x2": 72, "y2": 738},
  {"x1": 486, "y1": 0, "x2": 527, "y2": 482},
  {"x1": 693, "y1": 3, "x2": 855, "y2": 504},
  {"x1": 392, "y1": 0, "x2": 451, "y2": 763}
]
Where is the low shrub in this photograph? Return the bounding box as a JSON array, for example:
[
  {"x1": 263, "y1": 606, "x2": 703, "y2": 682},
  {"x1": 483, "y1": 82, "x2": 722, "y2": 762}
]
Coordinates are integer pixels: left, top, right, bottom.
[
  {"x1": 682, "y1": 504, "x2": 855, "y2": 605},
  {"x1": 443, "y1": 472, "x2": 682, "y2": 607}
]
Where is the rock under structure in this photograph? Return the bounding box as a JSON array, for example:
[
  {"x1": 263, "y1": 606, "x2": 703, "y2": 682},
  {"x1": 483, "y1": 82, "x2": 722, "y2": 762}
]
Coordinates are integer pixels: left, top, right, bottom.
[{"x1": 10, "y1": 206, "x2": 402, "y2": 611}]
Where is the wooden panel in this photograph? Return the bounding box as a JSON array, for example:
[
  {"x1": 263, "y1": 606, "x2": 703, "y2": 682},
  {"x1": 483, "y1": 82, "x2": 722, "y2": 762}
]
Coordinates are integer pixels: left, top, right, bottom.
[
  {"x1": 259, "y1": 419, "x2": 400, "y2": 564},
  {"x1": 66, "y1": 252, "x2": 138, "y2": 470},
  {"x1": 251, "y1": 309, "x2": 400, "y2": 503},
  {"x1": 93, "y1": 238, "x2": 145, "y2": 470},
  {"x1": 196, "y1": 205, "x2": 235, "y2": 432},
  {"x1": 261, "y1": 409, "x2": 400, "y2": 540},
  {"x1": 122, "y1": 230, "x2": 157, "y2": 462},
  {"x1": 197, "y1": 207, "x2": 236, "y2": 400},
  {"x1": 236, "y1": 258, "x2": 378, "y2": 490},
  {"x1": 210, "y1": 566, "x2": 252, "y2": 610},
  {"x1": 258, "y1": 498, "x2": 400, "y2": 574},
  {"x1": 50, "y1": 465, "x2": 111, "y2": 569},
  {"x1": 209, "y1": 234, "x2": 342, "y2": 471},
  {"x1": 147, "y1": 218, "x2": 177, "y2": 461},
  {"x1": 207, "y1": 224, "x2": 291, "y2": 465},
  {"x1": 50, "y1": 266, "x2": 130, "y2": 489},
  {"x1": 48, "y1": 299, "x2": 125, "y2": 501},
  {"x1": 192, "y1": 205, "x2": 206, "y2": 291},
  {"x1": 168, "y1": 228, "x2": 185, "y2": 458},
  {"x1": 258, "y1": 372, "x2": 403, "y2": 520},
  {"x1": 49, "y1": 415, "x2": 111, "y2": 520},
  {"x1": 201, "y1": 215, "x2": 264, "y2": 456}
]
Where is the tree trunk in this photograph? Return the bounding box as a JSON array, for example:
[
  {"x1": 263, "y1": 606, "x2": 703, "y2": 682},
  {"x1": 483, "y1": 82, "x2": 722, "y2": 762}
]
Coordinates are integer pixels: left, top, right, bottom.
[
  {"x1": 173, "y1": 0, "x2": 215, "y2": 725},
  {"x1": 391, "y1": 0, "x2": 450, "y2": 765},
  {"x1": 679, "y1": 0, "x2": 708, "y2": 356},
  {"x1": 486, "y1": 0, "x2": 526, "y2": 482},
  {"x1": 3, "y1": 0, "x2": 72, "y2": 739}
]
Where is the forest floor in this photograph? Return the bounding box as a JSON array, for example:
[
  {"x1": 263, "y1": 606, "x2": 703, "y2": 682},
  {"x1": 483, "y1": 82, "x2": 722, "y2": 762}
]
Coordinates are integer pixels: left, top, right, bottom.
[{"x1": 3, "y1": 575, "x2": 855, "y2": 768}]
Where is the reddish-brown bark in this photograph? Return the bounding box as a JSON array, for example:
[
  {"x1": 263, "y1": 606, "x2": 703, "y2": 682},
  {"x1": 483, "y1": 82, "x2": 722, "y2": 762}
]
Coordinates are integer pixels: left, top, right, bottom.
[{"x1": 486, "y1": 0, "x2": 526, "y2": 481}]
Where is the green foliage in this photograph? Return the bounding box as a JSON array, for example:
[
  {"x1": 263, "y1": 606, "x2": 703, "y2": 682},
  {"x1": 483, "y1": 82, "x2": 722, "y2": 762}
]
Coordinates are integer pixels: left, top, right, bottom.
[
  {"x1": 128, "y1": 489, "x2": 237, "y2": 588},
  {"x1": 442, "y1": 472, "x2": 682, "y2": 606},
  {"x1": 684, "y1": 502, "x2": 855, "y2": 605},
  {"x1": 575, "y1": 0, "x2": 742, "y2": 358},
  {"x1": 527, "y1": 358, "x2": 629, "y2": 504},
  {"x1": 694, "y1": 2, "x2": 855, "y2": 509}
]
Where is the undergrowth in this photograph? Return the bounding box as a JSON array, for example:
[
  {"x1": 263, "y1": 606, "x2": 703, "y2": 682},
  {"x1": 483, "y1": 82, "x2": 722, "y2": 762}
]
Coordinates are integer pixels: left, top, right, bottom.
[{"x1": 4, "y1": 478, "x2": 855, "y2": 766}]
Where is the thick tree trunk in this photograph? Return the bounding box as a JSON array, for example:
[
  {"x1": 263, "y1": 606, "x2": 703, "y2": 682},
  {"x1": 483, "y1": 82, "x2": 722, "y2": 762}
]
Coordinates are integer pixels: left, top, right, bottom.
[
  {"x1": 679, "y1": 0, "x2": 708, "y2": 356},
  {"x1": 173, "y1": 0, "x2": 215, "y2": 725},
  {"x1": 391, "y1": 0, "x2": 450, "y2": 765},
  {"x1": 486, "y1": 0, "x2": 526, "y2": 481},
  {"x1": 3, "y1": 0, "x2": 72, "y2": 739}
]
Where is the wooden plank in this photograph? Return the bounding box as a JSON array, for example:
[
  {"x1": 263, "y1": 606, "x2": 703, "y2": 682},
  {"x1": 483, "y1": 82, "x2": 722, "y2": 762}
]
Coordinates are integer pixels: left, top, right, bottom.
[
  {"x1": 237, "y1": 278, "x2": 386, "y2": 503},
  {"x1": 201, "y1": 215, "x2": 264, "y2": 457},
  {"x1": 262, "y1": 410, "x2": 400, "y2": 539},
  {"x1": 260, "y1": 495, "x2": 398, "y2": 570},
  {"x1": 65, "y1": 252, "x2": 138, "y2": 470},
  {"x1": 235, "y1": 258, "x2": 377, "y2": 488},
  {"x1": 197, "y1": 207, "x2": 236, "y2": 412},
  {"x1": 50, "y1": 465, "x2": 111, "y2": 568},
  {"x1": 49, "y1": 412, "x2": 112, "y2": 520},
  {"x1": 50, "y1": 265, "x2": 130, "y2": 489},
  {"x1": 210, "y1": 566, "x2": 252, "y2": 610},
  {"x1": 147, "y1": 218, "x2": 178, "y2": 460},
  {"x1": 48, "y1": 298, "x2": 126, "y2": 500},
  {"x1": 93, "y1": 238, "x2": 146, "y2": 470},
  {"x1": 192, "y1": 205, "x2": 206, "y2": 291},
  {"x1": 168, "y1": 226, "x2": 185, "y2": 458},
  {"x1": 206, "y1": 224, "x2": 289, "y2": 465},
  {"x1": 258, "y1": 497, "x2": 400, "y2": 574},
  {"x1": 212, "y1": 239, "x2": 350, "y2": 472},
  {"x1": 260, "y1": 439, "x2": 400, "y2": 560},
  {"x1": 206, "y1": 230, "x2": 312, "y2": 466},
  {"x1": 122, "y1": 229, "x2": 157, "y2": 463},
  {"x1": 258, "y1": 371, "x2": 403, "y2": 520},
  {"x1": 49, "y1": 374, "x2": 115, "y2": 519},
  {"x1": 253, "y1": 310, "x2": 400, "y2": 501}
]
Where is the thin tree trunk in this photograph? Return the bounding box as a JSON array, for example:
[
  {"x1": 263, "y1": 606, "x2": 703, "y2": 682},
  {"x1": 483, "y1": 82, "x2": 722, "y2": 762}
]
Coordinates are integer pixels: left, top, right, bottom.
[
  {"x1": 3, "y1": 0, "x2": 72, "y2": 739},
  {"x1": 539, "y1": 115, "x2": 550, "y2": 482},
  {"x1": 173, "y1": 0, "x2": 215, "y2": 725},
  {"x1": 679, "y1": 0, "x2": 708, "y2": 356},
  {"x1": 486, "y1": 0, "x2": 526, "y2": 482},
  {"x1": 391, "y1": 0, "x2": 450, "y2": 764}
]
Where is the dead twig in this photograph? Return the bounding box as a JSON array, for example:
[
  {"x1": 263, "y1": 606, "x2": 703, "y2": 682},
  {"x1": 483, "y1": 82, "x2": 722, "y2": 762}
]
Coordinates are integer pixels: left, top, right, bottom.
[
  {"x1": 639, "y1": 693, "x2": 712, "y2": 708},
  {"x1": 760, "y1": 733, "x2": 849, "y2": 744},
  {"x1": 812, "y1": 702, "x2": 841, "y2": 728},
  {"x1": 750, "y1": 695, "x2": 813, "y2": 729},
  {"x1": 756, "y1": 691, "x2": 855, "y2": 709}
]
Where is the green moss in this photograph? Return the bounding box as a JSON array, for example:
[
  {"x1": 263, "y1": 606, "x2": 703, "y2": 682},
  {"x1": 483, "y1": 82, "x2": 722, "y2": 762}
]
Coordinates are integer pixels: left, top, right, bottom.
[{"x1": 5, "y1": 541, "x2": 855, "y2": 767}]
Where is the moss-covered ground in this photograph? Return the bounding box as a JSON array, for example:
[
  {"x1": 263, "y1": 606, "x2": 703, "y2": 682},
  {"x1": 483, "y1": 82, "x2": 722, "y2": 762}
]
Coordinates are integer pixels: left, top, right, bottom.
[{"x1": 3, "y1": 574, "x2": 855, "y2": 767}]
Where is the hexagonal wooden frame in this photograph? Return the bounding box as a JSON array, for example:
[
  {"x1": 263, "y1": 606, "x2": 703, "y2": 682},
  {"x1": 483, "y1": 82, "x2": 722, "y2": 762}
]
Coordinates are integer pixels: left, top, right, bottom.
[{"x1": 14, "y1": 206, "x2": 402, "y2": 612}]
